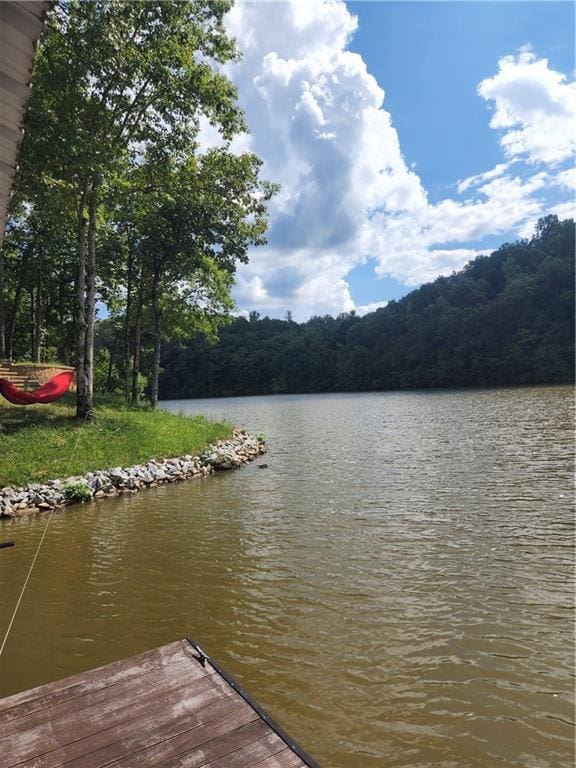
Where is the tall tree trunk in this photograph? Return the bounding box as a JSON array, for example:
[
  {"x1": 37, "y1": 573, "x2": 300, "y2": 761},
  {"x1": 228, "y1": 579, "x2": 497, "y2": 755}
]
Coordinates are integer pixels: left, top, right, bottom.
[
  {"x1": 124, "y1": 244, "x2": 133, "y2": 399},
  {"x1": 105, "y1": 329, "x2": 119, "y2": 393},
  {"x1": 33, "y1": 280, "x2": 42, "y2": 363},
  {"x1": 7, "y1": 279, "x2": 23, "y2": 361},
  {"x1": 75, "y1": 184, "x2": 90, "y2": 419},
  {"x1": 150, "y1": 269, "x2": 162, "y2": 408},
  {"x1": 7, "y1": 243, "x2": 31, "y2": 359},
  {"x1": 78, "y1": 187, "x2": 97, "y2": 420},
  {"x1": 29, "y1": 287, "x2": 35, "y2": 359},
  {"x1": 57, "y1": 266, "x2": 69, "y2": 364},
  {"x1": 130, "y1": 264, "x2": 143, "y2": 404},
  {"x1": 0, "y1": 247, "x2": 6, "y2": 359}
]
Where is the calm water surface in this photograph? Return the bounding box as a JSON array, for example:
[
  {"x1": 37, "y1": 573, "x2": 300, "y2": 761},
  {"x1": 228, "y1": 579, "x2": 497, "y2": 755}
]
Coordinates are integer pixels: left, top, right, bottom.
[{"x1": 0, "y1": 386, "x2": 574, "y2": 766}]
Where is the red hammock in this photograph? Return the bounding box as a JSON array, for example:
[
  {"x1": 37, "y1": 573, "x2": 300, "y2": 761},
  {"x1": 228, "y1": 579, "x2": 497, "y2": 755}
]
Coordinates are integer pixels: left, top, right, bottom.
[{"x1": 0, "y1": 370, "x2": 75, "y2": 405}]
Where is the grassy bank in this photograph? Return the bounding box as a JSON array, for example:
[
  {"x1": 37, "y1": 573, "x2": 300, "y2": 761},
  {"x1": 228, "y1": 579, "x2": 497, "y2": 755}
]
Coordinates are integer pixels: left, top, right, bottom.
[{"x1": 0, "y1": 394, "x2": 231, "y2": 487}]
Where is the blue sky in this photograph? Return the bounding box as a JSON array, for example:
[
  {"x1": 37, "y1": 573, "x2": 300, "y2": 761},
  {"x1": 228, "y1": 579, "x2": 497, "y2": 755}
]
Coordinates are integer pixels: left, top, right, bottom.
[
  {"x1": 217, "y1": 1, "x2": 575, "y2": 321},
  {"x1": 343, "y1": 1, "x2": 575, "y2": 310},
  {"x1": 348, "y1": 1, "x2": 574, "y2": 198}
]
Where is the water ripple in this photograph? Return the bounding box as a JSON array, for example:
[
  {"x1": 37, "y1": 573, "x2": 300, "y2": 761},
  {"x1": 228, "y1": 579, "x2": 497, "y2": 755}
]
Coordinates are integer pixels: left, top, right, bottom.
[{"x1": 0, "y1": 385, "x2": 573, "y2": 767}]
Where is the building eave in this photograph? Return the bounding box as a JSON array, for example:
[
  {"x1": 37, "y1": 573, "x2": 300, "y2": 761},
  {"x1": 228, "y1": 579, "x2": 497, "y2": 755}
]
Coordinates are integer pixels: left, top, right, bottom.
[{"x1": 0, "y1": 0, "x2": 50, "y2": 247}]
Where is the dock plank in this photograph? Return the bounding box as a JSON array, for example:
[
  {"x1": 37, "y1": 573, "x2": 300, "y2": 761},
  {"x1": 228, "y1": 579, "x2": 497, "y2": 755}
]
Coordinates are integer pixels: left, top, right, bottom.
[
  {"x1": 0, "y1": 642, "x2": 188, "y2": 716},
  {"x1": 11, "y1": 689, "x2": 241, "y2": 768},
  {"x1": 0, "y1": 639, "x2": 318, "y2": 768},
  {"x1": 10, "y1": 693, "x2": 243, "y2": 768},
  {"x1": 250, "y1": 750, "x2": 308, "y2": 768},
  {"x1": 83, "y1": 707, "x2": 265, "y2": 768},
  {"x1": 0, "y1": 656, "x2": 214, "y2": 742},
  {"x1": 2, "y1": 670, "x2": 221, "y2": 763},
  {"x1": 148, "y1": 720, "x2": 279, "y2": 768},
  {"x1": 180, "y1": 731, "x2": 286, "y2": 768}
]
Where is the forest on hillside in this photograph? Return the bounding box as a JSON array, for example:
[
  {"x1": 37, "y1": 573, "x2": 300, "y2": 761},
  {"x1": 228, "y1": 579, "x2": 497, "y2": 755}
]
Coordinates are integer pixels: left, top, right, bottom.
[{"x1": 159, "y1": 216, "x2": 575, "y2": 398}]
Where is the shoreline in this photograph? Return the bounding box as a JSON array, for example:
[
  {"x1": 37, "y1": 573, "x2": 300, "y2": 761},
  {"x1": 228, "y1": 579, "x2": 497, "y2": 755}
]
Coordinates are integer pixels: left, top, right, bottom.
[
  {"x1": 160, "y1": 380, "x2": 573, "y2": 402},
  {"x1": 0, "y1": 429, "x2": 266, "y2": 520}
]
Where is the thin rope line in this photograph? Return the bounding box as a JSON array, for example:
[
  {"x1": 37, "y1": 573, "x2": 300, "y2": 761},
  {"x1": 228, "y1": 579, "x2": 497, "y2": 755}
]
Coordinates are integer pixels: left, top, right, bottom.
[
  {"x1": 0, "y1": 507, "x2": 55, "y2": 658},
  {"x1": 0, "y1": 407, "x2": 89, "y2": 658}
]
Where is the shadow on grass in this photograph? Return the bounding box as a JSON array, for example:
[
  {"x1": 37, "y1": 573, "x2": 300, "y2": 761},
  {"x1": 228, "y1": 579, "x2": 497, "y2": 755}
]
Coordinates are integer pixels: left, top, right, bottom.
[
  {"x1": 0, "y1": 393, "x2": 137, "y2": 436},
  {"x1": 0, "y1": 412, "x2": 79, "y2": 435},
  {"x1": 0, "y1": 402, "x2": 73, "y2": 434}
]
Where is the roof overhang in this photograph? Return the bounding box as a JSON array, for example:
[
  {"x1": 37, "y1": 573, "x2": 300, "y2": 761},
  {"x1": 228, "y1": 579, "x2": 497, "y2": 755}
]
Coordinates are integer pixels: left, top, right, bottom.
[{"x1": 0, "y1": 1, "x2": 49, "y2": 248}]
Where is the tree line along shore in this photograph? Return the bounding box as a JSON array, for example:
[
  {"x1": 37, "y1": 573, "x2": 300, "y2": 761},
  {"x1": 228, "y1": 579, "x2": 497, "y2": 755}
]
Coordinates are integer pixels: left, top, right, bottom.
[
  {"x1": 3, "y1": 213, "x2": 569, "y2": 500},
  {"x1": 155, "y1": 216, "x2": 574, "y2": 399}
]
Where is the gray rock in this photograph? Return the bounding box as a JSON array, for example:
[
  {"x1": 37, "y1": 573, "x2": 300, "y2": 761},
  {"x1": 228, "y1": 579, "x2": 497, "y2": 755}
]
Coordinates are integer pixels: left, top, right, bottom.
[{"x1": 0, "y1": 430, "x2": 266, "y2": 518}]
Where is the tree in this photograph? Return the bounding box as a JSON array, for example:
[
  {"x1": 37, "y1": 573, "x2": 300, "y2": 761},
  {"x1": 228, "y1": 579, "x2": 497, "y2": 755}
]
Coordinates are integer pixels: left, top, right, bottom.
[
  {"x1": 135, "y1": 149, "x2": 276, "y2": 406},
  {"x1": 15, "y1": 0, "x2": 247, "y2": 418},
  {"x1": 1, "y1": 188, "x2": 77, "y2": 363}
]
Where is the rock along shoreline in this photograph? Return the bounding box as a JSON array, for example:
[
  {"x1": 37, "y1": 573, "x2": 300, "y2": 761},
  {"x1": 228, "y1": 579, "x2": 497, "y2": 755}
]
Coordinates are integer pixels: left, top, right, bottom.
[{"x1": 0, "y1": 429, "x2": 266, "y2": 519}]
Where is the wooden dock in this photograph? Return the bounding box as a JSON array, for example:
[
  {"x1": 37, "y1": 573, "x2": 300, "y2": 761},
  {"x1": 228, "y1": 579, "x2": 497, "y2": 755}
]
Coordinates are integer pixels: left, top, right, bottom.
[{"x1": 0, "y1": 638, "x2": 319, "y2": 767}]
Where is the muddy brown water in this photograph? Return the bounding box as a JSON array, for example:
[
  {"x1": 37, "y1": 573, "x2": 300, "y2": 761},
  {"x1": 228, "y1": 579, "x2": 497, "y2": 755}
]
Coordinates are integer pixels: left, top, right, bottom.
[{"x1": 0, "y1": 386, "x2": 574, "y2": 767}]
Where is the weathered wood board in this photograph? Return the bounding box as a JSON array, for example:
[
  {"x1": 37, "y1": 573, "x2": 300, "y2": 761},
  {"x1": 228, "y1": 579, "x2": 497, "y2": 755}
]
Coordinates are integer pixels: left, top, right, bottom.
[{"x1": 0, "y1": 638, "x2": 319, "y2": 768}]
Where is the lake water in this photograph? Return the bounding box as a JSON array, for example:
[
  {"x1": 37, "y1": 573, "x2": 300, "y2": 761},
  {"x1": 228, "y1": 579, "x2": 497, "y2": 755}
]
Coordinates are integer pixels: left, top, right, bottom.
[{"x1": 0, "y1": 386, "x2": 574, "y2": 766}]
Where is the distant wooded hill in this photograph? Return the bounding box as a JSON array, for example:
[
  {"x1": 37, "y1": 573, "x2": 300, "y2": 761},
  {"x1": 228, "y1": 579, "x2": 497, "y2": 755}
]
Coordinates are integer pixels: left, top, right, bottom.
[{"x1": 160, "y1": 215, "x2": 575, "y2": 398}]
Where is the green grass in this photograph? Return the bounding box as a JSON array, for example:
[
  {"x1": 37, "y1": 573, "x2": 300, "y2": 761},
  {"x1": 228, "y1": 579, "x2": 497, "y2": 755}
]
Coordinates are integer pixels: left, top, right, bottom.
[{"x1": 0, "y1": 393, "x2": 232, "y2": 487}]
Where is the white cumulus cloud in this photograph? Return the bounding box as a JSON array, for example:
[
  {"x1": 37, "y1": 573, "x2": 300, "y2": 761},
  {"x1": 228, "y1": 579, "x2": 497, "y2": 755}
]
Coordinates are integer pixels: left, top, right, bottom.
[
  {"x1": 356, "y1": 301, "x2": 389, "y2": 317},
  {"x1": 457, "y1": 163, "x2": 510, "y2": 194},
  {"x1": 478, "y1": 48, "x2": 576, "y2": 166},
  {"x1": 218, "y1": 2, "x2": 574, "y2": 320}
]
